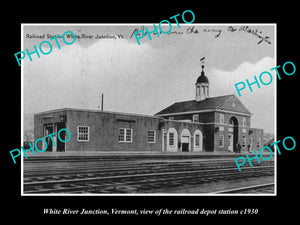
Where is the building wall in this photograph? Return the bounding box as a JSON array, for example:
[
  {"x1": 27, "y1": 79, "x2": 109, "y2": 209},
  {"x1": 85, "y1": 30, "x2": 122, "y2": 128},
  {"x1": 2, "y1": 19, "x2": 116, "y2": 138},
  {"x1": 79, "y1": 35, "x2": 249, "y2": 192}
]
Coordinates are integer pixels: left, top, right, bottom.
[
  {"x1": 161, "y1": 111, "x2": 214, "y2": 124},
  {"x1": 213, "y1": 111, "x2": 260, "y2": 152},
  {"x1": 34, "y1": 109, "x2": 263, "y2": 153},
  {"x1": 158, "y1": 111, "x2": 256, "y2": 152},
  {"x1": 249, "y1": 128, "x2": 264, "y2": 152},
  {"x1": 34, "y1": 110, "x2": 68, "y2": 151},
  {"x1": 66, "y1": 110, "x2": 163, "y2": 152},
  {"x1": 163, "y1": 120, "x2": 205, "y2": 152},
  {"x1": 158, "y1": 112, "x2": 214, "y2": 151}
]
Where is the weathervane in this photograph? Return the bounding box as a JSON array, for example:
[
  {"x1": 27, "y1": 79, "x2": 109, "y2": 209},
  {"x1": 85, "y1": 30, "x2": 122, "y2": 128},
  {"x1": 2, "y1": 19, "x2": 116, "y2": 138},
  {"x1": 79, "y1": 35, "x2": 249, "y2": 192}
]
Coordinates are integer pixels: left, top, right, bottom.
[{"x1": 200, "y1": 57, "x2": 205, "y2": 71}]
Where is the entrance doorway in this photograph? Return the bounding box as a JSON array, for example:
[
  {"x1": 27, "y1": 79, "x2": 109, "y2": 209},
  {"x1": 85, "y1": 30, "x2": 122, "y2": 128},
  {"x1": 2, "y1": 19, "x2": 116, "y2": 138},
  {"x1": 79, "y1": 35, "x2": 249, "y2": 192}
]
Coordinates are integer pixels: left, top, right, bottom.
[
  {"x1": 229, "y1": 117, "x2": 239, "y2": 153},
  {"x1": 181, "y1": 136, "x2": 189, "y2": 152},
  {"x1": 180, "y1": 129, "x2": 191, "y2": 152},
  {"x1": 56, "y1": 122, "x2": 66, "y2": 152},
  {"x1": 44, "y1": 124, "x2": 54, "y2": 152}
]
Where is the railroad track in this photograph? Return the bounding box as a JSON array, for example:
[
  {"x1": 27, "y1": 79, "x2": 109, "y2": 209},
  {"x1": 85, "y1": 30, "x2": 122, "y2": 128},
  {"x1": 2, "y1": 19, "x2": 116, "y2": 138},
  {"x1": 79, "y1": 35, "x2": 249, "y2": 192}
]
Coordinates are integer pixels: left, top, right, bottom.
[
  {"x1": 23, "y1": 157, "x2": 274, "y2": 194},
  {"x1": 24, "y1": 166, "x2": 274, "y2": 194},
  {"x1": 23, "y1": 154, "x2": 244, "y2": 163},
  {"x1": 24, "y1": 159, "x2": 266, "y2": 177},
  {"x1": 213, "y1": 183, "x2": 275, "y2": 194}
]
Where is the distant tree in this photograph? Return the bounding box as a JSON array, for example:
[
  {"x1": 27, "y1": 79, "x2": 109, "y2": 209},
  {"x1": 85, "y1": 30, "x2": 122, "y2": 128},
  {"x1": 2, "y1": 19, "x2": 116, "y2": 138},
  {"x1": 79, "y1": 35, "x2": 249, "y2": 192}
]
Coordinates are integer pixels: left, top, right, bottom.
[
  {"x1": 266, "y1": 138, "x2": 275, "y2": 152},
  {"x1": 23, "y1": 129, "x2": 34, "y2": 143}
]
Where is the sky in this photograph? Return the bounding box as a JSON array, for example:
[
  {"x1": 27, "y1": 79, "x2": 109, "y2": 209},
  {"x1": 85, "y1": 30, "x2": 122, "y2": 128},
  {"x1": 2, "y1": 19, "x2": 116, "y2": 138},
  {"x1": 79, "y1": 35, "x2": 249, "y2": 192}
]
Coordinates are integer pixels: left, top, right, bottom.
[{"x1": 23, "y1": 24, "x2": 275, "y2": 133}]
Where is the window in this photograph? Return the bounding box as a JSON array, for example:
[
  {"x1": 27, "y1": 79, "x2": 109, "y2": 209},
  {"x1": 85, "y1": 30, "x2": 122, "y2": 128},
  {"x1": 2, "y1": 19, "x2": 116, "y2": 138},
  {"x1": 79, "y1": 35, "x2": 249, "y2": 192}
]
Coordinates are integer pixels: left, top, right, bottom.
[
  {"x1": 196, "y1": 86, "x2": 200, "y2": 95},
  {"x1": 205, "y1": 87, "x2": 209, "y2": 97},
  {"x1": 125, "y1": 129, "x2": 132, "y2": 142},
  {"x1": 119, "y1": 128, "x2": 132, "y2": 143},
  {"x1": 242, "y1": 117, "x2": 247, "y2": 127},
  {"x1": 118, "y1": 128, "x2": 125, "y2": 142},
  {"x1": 242, "y1": 136, "x2": 246, "y2": 148},
  {"x1": 195, "y1": 134, "x2": 200, "y2": 147},
  {"x1": 148, "y1": 130, "x2": 156, "y2": 143},
  {"x1": 169, "y1": 116, "x2": 174, "y2": 120},
  {"x1": 219, "y1": 135, "x2": 224, "y2": 147},
  {"x1": 77, "y1": 126, "x2": 89, "y2": 141},
  {"x1": 257, "y1": 137, "x2": 261, "y2": 147},
  {"x1": 219, "y1": 113, "x2": 225, "y2": 124},
  {"x1": 193, "y1": 114, "x2": 199, "y2": 122},
  {"x1": 201, "y1": 86, "x2": 205, "y2": 96},
  {"x1": 169, "y1": 132, "x2": 175, "y2": 146}
]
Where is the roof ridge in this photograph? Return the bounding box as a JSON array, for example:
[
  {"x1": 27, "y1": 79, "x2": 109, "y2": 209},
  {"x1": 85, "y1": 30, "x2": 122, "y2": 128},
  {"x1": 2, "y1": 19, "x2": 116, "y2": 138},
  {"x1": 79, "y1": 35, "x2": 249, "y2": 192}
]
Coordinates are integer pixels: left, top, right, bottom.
[
  {"x1": 215, "y1": 95, "x2": 234, "y2": 109},
  {"x1": 155, "y1": 94, "x2": 253, "y2": 116},
  {"x1": 173, "y1": 94, "x2": 234, "y2": 104}
]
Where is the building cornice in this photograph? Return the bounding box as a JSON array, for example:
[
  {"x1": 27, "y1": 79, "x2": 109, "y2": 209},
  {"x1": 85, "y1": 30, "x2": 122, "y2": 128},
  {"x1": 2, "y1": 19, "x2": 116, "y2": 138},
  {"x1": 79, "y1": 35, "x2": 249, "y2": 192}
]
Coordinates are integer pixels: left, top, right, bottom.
[{"x1": 156, "y1": 108, "x2": 252, "y2": 117}]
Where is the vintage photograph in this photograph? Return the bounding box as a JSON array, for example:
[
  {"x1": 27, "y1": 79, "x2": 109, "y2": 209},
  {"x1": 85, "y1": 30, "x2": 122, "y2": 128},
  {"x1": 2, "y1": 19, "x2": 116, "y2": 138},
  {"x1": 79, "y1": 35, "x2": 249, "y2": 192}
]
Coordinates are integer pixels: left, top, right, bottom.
[{"x1": 21, "y1": 24, "x2": 276, "y2": 195}]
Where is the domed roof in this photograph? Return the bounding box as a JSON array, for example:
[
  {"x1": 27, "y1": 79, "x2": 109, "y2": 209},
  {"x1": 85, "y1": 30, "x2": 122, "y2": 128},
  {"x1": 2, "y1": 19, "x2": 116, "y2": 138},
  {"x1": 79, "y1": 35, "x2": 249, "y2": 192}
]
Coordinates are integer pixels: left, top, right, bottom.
[{"x1": 196, "y1": 65, "x2": 209, "y2": 84}]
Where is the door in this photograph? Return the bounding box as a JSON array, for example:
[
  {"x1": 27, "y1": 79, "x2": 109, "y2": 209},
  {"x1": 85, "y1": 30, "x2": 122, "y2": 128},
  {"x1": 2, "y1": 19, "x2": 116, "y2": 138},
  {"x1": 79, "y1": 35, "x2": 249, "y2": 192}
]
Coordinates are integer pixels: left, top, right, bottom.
[
  {"x1": 56, "y1": 122, "x2": 66, "y2": 152},
  {"x1": 229, "y1": 117, "x2": 238, "y2": 153},
  {"x1": 228, "y1": 134, "x2": 233, "y2": 152},
  {"x1": 249, "y1": 137, "x2": 253, "y2": 152},
  {"x1": 181, "y1": 136, "x2": 189, "y2": 152},
  {"x1": 43, "y1": 124, "x2": 54, "y2": 152}
]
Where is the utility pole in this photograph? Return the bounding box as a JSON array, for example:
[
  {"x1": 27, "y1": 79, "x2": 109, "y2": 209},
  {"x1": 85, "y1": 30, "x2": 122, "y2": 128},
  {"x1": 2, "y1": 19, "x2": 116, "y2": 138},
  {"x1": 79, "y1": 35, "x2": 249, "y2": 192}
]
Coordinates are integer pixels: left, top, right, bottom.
[
  {"x1": 101, "y1": 93, "x2": 104, "y2": 111},
  {"x1": 97, "y1": 93, "x2": 103, "y2": 111}
]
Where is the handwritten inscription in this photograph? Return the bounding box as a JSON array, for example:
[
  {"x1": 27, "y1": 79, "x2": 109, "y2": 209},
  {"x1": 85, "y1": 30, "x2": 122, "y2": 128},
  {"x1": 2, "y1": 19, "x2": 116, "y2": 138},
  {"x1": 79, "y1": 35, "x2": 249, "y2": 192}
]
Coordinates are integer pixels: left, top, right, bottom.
[
  {"x1": 130, "y1": 25, "x2": 271, "y2": 45},
  {"x1": 228, "y1": 26, "x2": 271, "y2": 45}
]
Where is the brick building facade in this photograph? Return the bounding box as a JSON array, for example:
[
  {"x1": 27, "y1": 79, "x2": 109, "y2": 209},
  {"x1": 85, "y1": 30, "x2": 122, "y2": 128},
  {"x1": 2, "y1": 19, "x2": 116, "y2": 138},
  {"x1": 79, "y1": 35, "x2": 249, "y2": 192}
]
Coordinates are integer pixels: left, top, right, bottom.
[{"x1": 34, "y1": 66, "x2": 263, "y2": 153}]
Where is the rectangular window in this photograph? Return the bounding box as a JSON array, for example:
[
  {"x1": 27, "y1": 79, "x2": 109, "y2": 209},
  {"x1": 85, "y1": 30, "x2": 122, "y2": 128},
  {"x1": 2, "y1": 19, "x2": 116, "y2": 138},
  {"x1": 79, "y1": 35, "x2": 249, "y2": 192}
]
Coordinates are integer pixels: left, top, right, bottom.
[
  {"x1": 148, "y1": 130, "x2": 156, "y2": 143},
  {"x1": 169, "y1": 116, "x2": 174, "y2": 120},
  {"x1": 119, "y1": 128, "x2": 132, "y2": 143},
  {"x1": 193, "y1": 114, "x2": 199, "y2": 122},
  {"x1": 195, "y1": 134, "x2": 200, "y2": 147},
  {"x1": 125, "y1": 129, "x2": 132, "y2": 142},
  {"x1": 257, "y1": 137, "x2": 261, "y2": 147},
  {"x1": 219, "y1": 113, "x2": 225, "y2": 124},
  {"x1": 219, "y1": 135, "x2": 224, "y2": 147},
  {"x1": 118, "y1": 128, "x2": 125, "y2": 142},
  {"x1": 242, "y1": 136, "x2": 246, "y2": 148},
  {"x1": 169, "y1": 132, "x2": 175, "y2": 146},
  {"x1": 77, "y1": 126, "x2": 89, "y2": 142},
  {"x1": 242, "y1": 117, "x2": 247, "y2": 127}
]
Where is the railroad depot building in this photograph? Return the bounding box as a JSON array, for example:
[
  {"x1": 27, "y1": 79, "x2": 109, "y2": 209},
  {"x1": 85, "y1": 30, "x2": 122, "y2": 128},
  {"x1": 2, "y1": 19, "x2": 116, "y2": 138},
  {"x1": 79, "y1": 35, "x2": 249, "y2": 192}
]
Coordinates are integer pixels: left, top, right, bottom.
[{"x1": 34, "y1": 66, "x2": 263, "y2": 153}]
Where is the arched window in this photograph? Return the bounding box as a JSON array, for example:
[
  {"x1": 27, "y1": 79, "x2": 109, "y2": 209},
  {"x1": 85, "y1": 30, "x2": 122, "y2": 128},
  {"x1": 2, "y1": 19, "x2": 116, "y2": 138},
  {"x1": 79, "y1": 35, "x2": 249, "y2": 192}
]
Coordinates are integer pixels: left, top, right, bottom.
[
  {"x1": 167, "y1": 128, "x2": 178, "y2": 152},
  {"x1": 193, "y1": 129, "x2": 203, "y2": 151},
  {"x1": 196, "y1": 86, "x2": 200, "y2": 95},
  {"x1": 201, "y1": 86, "x2": 205, "y2": 97}
]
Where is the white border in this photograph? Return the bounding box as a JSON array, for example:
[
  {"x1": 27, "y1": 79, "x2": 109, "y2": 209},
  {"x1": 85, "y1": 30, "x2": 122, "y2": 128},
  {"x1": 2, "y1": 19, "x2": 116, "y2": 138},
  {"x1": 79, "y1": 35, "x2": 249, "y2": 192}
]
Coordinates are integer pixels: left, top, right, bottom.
[{"x1": 21, "y1": 23, "x2": 277, "y2": 196}]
